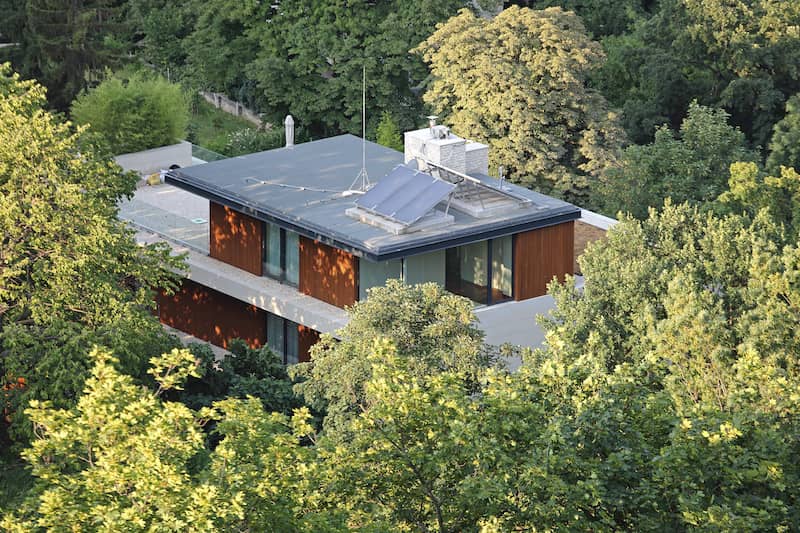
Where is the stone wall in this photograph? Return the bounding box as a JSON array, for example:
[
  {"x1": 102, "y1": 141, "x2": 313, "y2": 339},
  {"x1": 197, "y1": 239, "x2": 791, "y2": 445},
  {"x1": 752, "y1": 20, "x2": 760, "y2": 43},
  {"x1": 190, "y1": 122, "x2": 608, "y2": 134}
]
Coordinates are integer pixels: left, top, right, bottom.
[
  {"x1": 201, "y1": 91, "x2": 263, "y2": 127},
  {"x1": 573, "y1": 209, "x2": 617, "y2": 274}
]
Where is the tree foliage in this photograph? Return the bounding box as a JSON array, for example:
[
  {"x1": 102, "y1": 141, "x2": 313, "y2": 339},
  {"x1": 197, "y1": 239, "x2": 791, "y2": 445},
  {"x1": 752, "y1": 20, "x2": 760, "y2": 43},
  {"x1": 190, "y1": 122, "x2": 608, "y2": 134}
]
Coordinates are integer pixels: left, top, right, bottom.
[
  {"x1": 767, "y1": 93, "x2": 800, "y2": 174},
  {"x1": 1, "y1": 348, "x2": 317, "y2": 531},
  {"x1": 416, "y1": 6, "x2": 626, "y2": 205},
  {"x1": 292, "y1": 280, "x2": 492, "y2": 432},
  {"x1": 0, "y1": 64, "x2": 184, "y2": 445},
  {"x1": 247, "y1": 0, "x2": 467, "y2": 137},
  {"x1": 71, "y1": 70, "x2": 189, "y2": 154},
  {"x1": 3, "y1": 0, "x2": 133, "y2": 111},
  {"x1": 598, "y1": 101, "x2": 759, "y2": 218},
  {"x1": 375, "y1": 111, "x2": 403, "y2": 152}
]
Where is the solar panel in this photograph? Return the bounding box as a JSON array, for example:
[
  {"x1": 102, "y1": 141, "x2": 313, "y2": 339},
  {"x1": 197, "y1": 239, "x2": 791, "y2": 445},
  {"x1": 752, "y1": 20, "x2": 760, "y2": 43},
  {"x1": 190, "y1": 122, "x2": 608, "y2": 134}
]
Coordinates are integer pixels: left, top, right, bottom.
[{"x1": 355, "y1": 165, "x2": 455, "y2": 226}]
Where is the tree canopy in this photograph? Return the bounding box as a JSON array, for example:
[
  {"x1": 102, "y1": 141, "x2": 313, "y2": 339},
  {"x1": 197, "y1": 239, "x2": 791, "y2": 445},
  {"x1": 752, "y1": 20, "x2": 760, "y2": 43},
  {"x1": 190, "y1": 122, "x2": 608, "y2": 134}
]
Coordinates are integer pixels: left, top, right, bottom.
[
  {"x1": 0, "y1": 64, "x2": 184, "y2": 445},
  {"x1": 597, "y1": 101, "x2": 759, "y2": 218},
  {"x1": 416, "y1": 6, "x2": 626, "y2": 206},
  {"x1": 292, "y1": 279, "x2": 492, "y2": 432},
  {"x1": 71, "y1": 70, "x2": 189, "y2": 154}
]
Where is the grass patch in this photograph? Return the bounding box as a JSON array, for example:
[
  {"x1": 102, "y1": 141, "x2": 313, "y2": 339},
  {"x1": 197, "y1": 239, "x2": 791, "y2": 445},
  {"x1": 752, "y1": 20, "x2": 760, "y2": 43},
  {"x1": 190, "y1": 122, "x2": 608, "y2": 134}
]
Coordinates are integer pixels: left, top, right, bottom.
[
  {"x1": 0, "y1": 447, "x2": 33, "y2": 511},
  {"x1": 187, "y1": 98, "x2": 257, "y2": 155}
]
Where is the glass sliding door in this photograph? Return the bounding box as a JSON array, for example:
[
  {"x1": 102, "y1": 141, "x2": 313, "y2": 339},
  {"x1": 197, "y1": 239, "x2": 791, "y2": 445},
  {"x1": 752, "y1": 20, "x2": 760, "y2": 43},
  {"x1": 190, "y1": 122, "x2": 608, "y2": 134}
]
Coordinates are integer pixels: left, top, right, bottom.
[
  {"x1": 491, "y1": 235, "x2": 513, "y2": 302},
  {"x1": 285, "y1": 231, "x2": 299, "y2": 286},
  {"x1": 262, "y1": 222, "x2": 299, "y2": 287},
  {"x1": 264, "y1": 223, "x2": 283, "y2": 278},
  {"x1": 445, "y1": 241, "x2": 488, "y2": 304},
  {"x1": 266, "y1": 313, "x2": 300, "y2": 365},
  {"x1": 443, "y1": 237, "x2": 513, "y2": 305}
]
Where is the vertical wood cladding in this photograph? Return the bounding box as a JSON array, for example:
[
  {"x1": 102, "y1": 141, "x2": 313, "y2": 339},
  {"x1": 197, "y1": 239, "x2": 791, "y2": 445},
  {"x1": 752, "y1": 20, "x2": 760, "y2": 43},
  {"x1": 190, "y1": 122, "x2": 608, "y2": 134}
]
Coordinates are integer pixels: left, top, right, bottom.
[
  {"x1": 209, "y1": 202, "x2": 263, "y2": 276},
  {"x1": 297, "y1": 324, "x2": 320, "y2": 363},
  {"x1": 299, "y1": 236, "x2": 359, "y2": 308},
  {"x1": 157, "y1": 279, "x2": 266, "y2": 349},
  {"x1": 514, "y1": 221, "x2": 575, "y2": 300}
]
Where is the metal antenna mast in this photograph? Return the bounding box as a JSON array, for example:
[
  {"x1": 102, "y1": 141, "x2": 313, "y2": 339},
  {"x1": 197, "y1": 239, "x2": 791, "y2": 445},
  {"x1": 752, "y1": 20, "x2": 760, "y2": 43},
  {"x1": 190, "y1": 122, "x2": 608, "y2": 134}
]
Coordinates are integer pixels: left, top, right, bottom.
[{"x1": 350, "y1": 65, "x2": 371, "y2": 191}]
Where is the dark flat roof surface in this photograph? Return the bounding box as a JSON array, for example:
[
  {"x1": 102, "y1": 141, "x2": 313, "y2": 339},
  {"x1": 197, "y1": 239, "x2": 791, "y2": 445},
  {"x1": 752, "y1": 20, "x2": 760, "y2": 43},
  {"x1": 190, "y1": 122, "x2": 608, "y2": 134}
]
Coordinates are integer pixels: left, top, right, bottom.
[{"x1": 169, "y1": 134, "x2": 580, "y2": 261}]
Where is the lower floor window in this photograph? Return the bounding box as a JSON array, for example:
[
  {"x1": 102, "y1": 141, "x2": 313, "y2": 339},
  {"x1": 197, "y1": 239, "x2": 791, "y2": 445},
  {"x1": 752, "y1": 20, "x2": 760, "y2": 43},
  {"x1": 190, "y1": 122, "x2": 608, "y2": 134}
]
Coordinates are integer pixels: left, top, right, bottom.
[{"x1": 267, "y1": 313, "x2": 300, "y2": 365}]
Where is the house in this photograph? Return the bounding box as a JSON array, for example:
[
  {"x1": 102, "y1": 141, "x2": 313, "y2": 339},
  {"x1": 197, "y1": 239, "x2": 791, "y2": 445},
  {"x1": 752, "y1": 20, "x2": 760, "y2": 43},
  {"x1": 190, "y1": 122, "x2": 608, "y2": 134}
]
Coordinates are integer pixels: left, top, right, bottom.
[{"x1": 120, "y1": 119, "x2": 586, "y2": 364}]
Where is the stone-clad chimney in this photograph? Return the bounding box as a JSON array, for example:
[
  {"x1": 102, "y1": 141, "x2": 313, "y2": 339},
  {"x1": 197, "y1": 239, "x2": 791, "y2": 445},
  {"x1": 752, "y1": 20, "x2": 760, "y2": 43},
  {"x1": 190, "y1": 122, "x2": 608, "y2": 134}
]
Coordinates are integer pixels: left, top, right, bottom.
[{"x1": 404, "y1": 122, "x2": 489, "y2": 175}]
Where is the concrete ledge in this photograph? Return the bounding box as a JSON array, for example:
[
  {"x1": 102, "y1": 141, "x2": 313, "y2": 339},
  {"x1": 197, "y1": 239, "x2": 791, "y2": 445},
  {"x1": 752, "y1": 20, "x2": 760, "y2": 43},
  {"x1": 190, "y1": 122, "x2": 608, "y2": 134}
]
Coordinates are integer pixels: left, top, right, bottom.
[
  {"x1": 580, "y1": 208, "x2": 617, "y2": 231},
  {"x1": 115, "y1": 141, "x2": 193, "y2": 176}
]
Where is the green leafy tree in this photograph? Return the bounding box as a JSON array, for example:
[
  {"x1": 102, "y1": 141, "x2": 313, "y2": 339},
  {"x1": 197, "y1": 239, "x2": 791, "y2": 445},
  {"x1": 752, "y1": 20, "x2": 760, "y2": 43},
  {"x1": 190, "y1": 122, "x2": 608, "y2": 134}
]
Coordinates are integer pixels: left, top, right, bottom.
[
  {"x1": 598, "y1": 102, "x2": 758, "y2": 218},
  {"x1": 767, "y1": 93, "x2": 800, "y2": 174},
  {"x1": 181, "y1": 0, "x2": 266, "y2": 104},
  {"x1": 591, "y1": 30, "x2": 697, "y2": 144},
  {"x1": 292, "y1": 280, "x2": 492, "y2": 432},
  {"x1": 248, "y1": 0, "x2": 467, "y2": 138},
  {"x1": 71, "y1": 70, "x2": 189, "y2": 154},
  {"x1": 1, "y1": 348, "x2": 320, "y2": 531},
  {"x1": 508, "y1": 0, "x2": 652, "y2": 38},
  {"x1": 536, "y1": 202, "x2": 800, "y2": 528},
  {"x1": 717, "y1": 161, "x2": 800, "y2": 241},
  {"x1": 127, "y1": 0, "x2": 196, "y2": 78},
  {"x1": 416, "y1": 6, "x2": 626, "y2": 206},
  {"x1": 0, "y1": 64, "x2": 184, "y2": 445},
  {"x1": 222, "y1": 127, "x2": 284, "y2": 157},
  {"x1": 177, "y1": 339, "x2": 303, "y2": 417},
  {"x1": 375, "y1": 111, "x2": 403, "y2": 152},
  {"x1": 11, "y1": 0, "x2": 133, "y2": 110}
]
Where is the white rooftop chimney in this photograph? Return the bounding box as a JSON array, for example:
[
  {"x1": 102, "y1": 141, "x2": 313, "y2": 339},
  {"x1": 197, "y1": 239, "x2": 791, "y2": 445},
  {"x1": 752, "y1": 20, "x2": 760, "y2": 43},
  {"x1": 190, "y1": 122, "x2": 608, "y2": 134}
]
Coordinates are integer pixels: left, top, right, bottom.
[{"x1": 284, "y1": 115, "x2": 295, "y2": 148}]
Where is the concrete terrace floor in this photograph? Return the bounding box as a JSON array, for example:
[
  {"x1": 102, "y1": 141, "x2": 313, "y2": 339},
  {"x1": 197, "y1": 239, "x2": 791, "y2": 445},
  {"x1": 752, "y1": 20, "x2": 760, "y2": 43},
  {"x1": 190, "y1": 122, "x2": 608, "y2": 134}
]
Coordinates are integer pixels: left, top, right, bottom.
[{"x1": 119, "y1": 182, "x2": 578, "y2": 371}]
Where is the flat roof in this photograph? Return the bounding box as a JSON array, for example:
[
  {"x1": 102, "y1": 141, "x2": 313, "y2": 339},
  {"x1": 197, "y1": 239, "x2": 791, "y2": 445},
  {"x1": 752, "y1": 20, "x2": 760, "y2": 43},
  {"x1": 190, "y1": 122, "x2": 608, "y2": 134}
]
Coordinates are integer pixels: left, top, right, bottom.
[{"x1": 168, "y1": 134, "x2": 580, "y2": 261}]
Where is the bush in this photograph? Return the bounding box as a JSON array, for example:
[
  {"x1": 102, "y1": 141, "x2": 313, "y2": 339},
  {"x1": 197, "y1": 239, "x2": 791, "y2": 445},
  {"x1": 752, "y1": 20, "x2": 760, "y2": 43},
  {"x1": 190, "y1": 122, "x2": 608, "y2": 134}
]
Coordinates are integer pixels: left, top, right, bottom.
[{"x1": 71, "y1": 71, "x2": 189, "y2": 154}]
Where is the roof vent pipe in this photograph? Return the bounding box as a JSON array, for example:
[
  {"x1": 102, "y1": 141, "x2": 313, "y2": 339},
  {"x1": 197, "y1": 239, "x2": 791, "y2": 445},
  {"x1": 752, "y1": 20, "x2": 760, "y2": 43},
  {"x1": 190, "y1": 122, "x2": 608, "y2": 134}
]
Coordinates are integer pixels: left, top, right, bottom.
[
  {"x1": 284, "y1": 115, "x2": 295, "y2": 148},
  {"x1": 427, "y1": 115, "x2": 438, "y2": 138}
]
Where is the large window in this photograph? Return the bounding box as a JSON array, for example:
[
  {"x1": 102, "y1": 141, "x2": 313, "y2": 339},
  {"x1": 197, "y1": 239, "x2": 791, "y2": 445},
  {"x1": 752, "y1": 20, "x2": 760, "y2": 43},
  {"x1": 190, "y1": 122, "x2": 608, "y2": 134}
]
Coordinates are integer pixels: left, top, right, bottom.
[
  {"x1": 491, "y1": 235, "x2": 513, "y2": 302},
  {"x1": 267, "y1": 313, "x2": 300, "y2": 365},
  {"x1": 444, "y1": 237, "x2": 513, "y2": 305},
  {"x1": 262, "y1": 222, "x2": 299, "y2": 286},
  {"x1": 359, "y1": 258, "x2": 402, "y2": 300}
]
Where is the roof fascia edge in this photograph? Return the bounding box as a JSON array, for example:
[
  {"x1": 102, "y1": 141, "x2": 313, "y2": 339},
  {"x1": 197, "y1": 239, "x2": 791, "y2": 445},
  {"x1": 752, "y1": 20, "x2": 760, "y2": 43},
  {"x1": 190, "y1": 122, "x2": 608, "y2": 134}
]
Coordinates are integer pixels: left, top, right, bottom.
[
  {"x1": 167, "y1": 172, "x2": 580, "y2": 262},
  {"x1": 166, "y1": 172, "x2": 378, "y2": 258},
  {"x1": 372, "y1": 210, "x2": 581, "y2": 261}
]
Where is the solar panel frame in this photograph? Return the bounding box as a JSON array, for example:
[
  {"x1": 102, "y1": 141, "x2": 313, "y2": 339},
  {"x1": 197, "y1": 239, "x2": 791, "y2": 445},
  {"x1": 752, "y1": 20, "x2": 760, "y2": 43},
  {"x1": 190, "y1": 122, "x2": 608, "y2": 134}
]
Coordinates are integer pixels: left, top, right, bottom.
[{"x1": 355, "y1": 165, "x2": 455, "y2": 226}]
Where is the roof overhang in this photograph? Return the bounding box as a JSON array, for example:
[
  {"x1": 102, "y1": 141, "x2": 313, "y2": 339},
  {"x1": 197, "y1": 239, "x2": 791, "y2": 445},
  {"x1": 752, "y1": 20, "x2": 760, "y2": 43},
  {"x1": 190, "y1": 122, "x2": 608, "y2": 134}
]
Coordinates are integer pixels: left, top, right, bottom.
[{"x1": 167, "y1": 171, "x2": 581, "y2": 262}]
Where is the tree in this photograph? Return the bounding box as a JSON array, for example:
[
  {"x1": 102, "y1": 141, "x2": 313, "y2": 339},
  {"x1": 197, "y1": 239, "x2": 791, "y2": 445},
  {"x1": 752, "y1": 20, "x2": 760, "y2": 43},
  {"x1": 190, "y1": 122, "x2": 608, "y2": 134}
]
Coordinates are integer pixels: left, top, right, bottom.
[
  {"x1": 292, "y1": 280, "x2": 492, "y2": 432},
  {"x1": 767, "y1": 93, "x2": 800, "y2": 174},
  {"x1": 176, "y1": 339, "x2": 303, "y2": 417},
  {"x1": 71, "y1": 70, "x2": 189, "y2": 154},
  {"x1": 127, "y1": 0, "x2": 196, "y2": 79},
  {"x1": 181, "y1": 0, "x2": 265, "y2": 104},
  {"x1": 415, "y1": 6, "x2": 626, "y2": 206},
  {"x1": 12, "y1": 0, "x2": 133, "y2": 110},
  {"x1": 248, "y1": 0, "x2": 467, "y2": 138},
  {"x1": 1, "y1": 348, "x2": 320, "y2": 531},
  {"x1": 506, "y1": 0, "x2": 653, "y2": 38},
  {"x1": 717, "y1": 161, "x2": 800, "y2": 241},
  {"x1": 0, "y1": 64, "x2": 184, "y2": 445},
  {"x1": 375, "y1": 111, "x2": 403, "y2": 152},
  {"x1": 597, "y1": 102, "x2": 758, "y2": 218},
  {"x1": 536, "y1": 202, "x2": 800, "y2": 528}
]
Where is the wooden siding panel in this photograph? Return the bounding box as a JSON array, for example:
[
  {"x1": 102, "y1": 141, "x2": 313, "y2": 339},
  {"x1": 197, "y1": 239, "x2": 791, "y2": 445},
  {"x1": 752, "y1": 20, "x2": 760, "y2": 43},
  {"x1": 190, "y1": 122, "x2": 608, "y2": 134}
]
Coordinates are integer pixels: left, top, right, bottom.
[
  {"x1": 297, "y1": 325, "x2": 320, "y2": 363},
  {"x1": 209, "y1": 202, "x2": 263, "y2": 276},
  {"x1": 157, "y1": 279, "x2": 266, "y2": 349},
  {"x1": 299, "y1": 236, "x2": 358, "y2": 308},
  {"x1": 514, "y1": 221, "x2": 575, "y2": 300}
]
